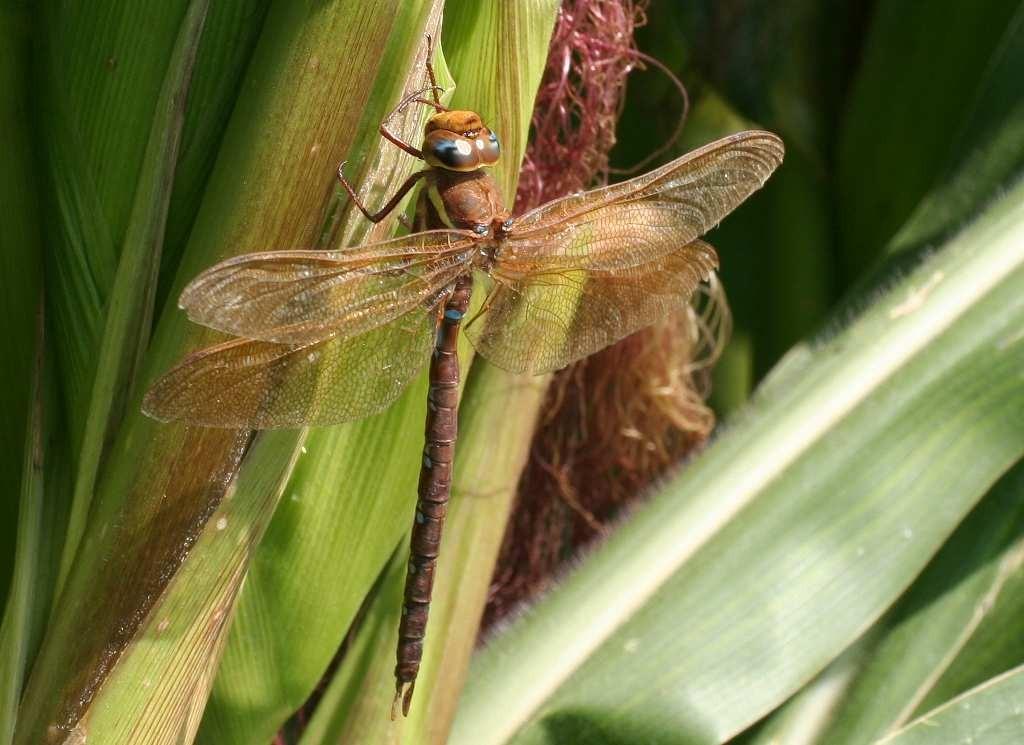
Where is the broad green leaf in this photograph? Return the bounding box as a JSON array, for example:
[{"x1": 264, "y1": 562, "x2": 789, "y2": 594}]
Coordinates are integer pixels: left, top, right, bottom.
[
  {"x1": 877, "y1": 665, "x2": 1024, "y2": 745},
  {"x1": 916, "y1": 544, "x2": 1024, "y2": 715},
  {"x1": 0, "y1": 325, "x2": 44, "y2": 742},
  {"x1": 37, "y1": 0, "x2": 195, "y2": 463},
  {"x1": 740, "y1": 639, "x2": 872, "y2": 745},
  {"x1": 820, "y1": 464, "x2": 1024, "y2": 744},
  {"x1": 450, "y1": 176, "x2": 1024, "y2": 745},
  {"x1": 81, "y1": 429, "x2": 299, "y2": 743},
  {"x1": 54, "y1": 0, "x2": 210, "y2": 601},
  {"x1": 297, "y1": 548, "x2": 411, "y2": 745},
  {"x1": 803, "y1": 22, "x2": 1024, "y2": 739},
  {"x1": 158, "y1": 0, "x2": 273, "y2": 305}
]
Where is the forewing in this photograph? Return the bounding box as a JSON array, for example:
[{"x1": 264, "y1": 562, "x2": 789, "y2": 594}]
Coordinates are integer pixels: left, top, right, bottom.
[
  {"x1": 179, "y1": 229, "x2": 475, "y2": 345},
  {"x1": 142, "y1": 304, "x2": 436, "y2": 428},
  {"x1": 466, "y1": 241, "x2": 718, "y2": 375},
  {"x1": 503, "y1": 131, "x2": 783, "y2": 271}
]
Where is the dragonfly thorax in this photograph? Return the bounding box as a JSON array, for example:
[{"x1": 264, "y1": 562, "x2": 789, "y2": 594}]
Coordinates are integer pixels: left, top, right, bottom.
[
  {"x1": 423, "y1": 109, "x2": 500, "y2": 172},
  {"x1": 425, "y1": 169, "x2": 510, "y2": 233}
]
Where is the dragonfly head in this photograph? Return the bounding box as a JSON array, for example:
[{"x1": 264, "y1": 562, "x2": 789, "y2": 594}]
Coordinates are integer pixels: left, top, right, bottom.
[{"x1": 423, "y1": 110, "x2": 501, "y2": 172}]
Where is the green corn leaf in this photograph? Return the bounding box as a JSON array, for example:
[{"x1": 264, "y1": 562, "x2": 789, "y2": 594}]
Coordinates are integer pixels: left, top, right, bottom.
[
  {"x1": 158, "y1": 0, "x2": 273, "y2": 305},
  {"x1": 296, "y1": 547, "x2": 412, "y2": 745},
  {"x1": 914, "y1": 537, "x2": 1024, "y2": 715},
  {"x1": 739, "y1": 639, "x2": 873, "y2": 745},
  {"x1": 888, "y1": 3, "x2": 1024, "y2": 258},
  {"x1": 819, "y1": 464, "x2": 1024, "y2": 744},
  {"x1": 0, "y1": 321, "x2": 44, "y2": 743},
  {"x1": 54, "y1": 0, "x2": 210, "y2": 602},
  {"x1": 876, "y1": 665, "x2": 1024, "y2": 745},
  {"x1": 37, "y1": 0, "x2": 200, "y2": 466}
]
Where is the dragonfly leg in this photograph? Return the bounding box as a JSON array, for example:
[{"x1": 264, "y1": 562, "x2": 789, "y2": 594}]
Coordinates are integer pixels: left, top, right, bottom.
[
  {"x1": 376, "y1": 35, "x2": 449, "y2": 160},
  {"x1": 378, "y1": 122, "x2": 424, "y2": 160},
  {"x1": 424, "y1": 33, "x2": 443, "y2": 106},
  {"x1": 337, "y1": 164, "x2": 427, "y2": 223},
  {"x1": 378, "y1": 90, "x2": 448, "y2": 159}
]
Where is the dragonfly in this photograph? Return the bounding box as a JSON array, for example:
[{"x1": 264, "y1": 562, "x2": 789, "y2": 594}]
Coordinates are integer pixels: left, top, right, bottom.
[{"x1": 142, "y1": 55, "x2": 783, "y2": 716}]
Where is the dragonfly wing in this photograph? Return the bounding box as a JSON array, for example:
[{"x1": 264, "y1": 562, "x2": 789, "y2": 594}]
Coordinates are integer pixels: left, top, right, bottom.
[
  {"x1": 179, "y1": 230, "x2": 475, "y2": 345},
  {"x1": 467, "y1": 241, "x2": 718, "y2": 375},
  {"x1": 504, "y1": 131, "x2": 783, "y2": 271},
  {"x1": 142, "y1": 303, "x2": 436, "y2": 428}
]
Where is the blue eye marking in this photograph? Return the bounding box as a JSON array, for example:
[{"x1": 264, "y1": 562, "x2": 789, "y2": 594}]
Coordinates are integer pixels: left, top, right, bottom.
[{"x1": 434, "y1": 140, "x2": 460, "y2": 165}]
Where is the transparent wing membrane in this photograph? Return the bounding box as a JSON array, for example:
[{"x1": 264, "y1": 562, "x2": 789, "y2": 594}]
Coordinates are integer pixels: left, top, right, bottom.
[
  {"x1": 179, "y1": 230, "x2": 475, "y2": 345},
  {"x1": 142, "y1": 304, "x2": 436, "y2": 428},
  {"x1": 467, "y1": 241, "x2": 718, "y2": 374},
  {"x1": 503, "y1": 131, "x2": 783, "y2": 272}
]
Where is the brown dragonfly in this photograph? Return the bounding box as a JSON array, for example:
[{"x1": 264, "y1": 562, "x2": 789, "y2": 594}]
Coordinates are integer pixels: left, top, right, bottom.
[{"x1": 143, "y1": 64, "x2": 783, "y2": 716}]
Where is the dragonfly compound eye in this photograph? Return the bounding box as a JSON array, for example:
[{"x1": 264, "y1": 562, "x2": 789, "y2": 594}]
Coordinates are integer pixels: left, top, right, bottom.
[
  {"x1": 474, "y1": 128, "x2": 501, "y2": 166},
  {"x1": 424, "y1": 130, "x2": 482, "y2": 172}
]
